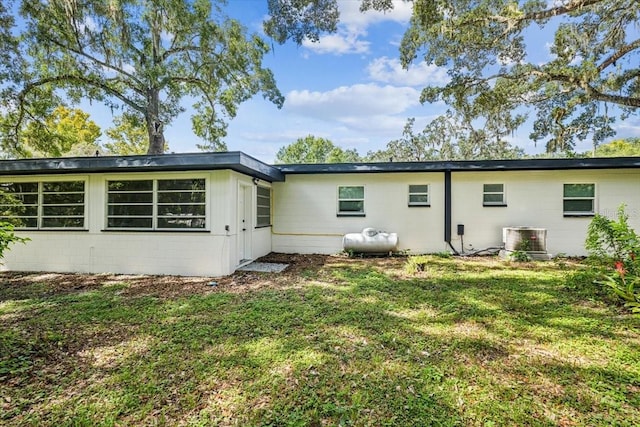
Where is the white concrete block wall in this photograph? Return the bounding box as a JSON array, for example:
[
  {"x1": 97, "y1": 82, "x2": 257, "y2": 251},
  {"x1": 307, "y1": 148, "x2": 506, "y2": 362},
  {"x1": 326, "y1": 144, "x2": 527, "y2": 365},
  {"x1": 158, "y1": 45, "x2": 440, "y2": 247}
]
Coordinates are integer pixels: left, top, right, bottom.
[
  {"x1": 272, "y1": 172, "x2": 446, "y2": 254},
  {"x1": 273, "y1": 169, "x2": 640, "y2": 257},
  {"x1": 451, "y1": 169, "x2": 640, "y2": 256},
  {"x1": 1, "y1": 170, "x2": 271, "y2": 276}
]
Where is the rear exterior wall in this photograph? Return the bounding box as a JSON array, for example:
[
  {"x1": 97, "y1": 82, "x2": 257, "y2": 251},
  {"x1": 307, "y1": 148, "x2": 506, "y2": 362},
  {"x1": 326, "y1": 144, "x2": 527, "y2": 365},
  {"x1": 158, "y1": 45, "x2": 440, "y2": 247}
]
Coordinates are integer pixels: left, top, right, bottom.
[
  {"x1": 450, "y1": 169, "x2": 640, "y2": 256},
  {"x1": 272, "y1": 172, "x2": 447, "y2": 254},
  {"x1": 1, "y1": 170, "x2": 272, "y2": 276},
  {"x1": 272, "y1": 168, "x2": 640, "y2": 256}
]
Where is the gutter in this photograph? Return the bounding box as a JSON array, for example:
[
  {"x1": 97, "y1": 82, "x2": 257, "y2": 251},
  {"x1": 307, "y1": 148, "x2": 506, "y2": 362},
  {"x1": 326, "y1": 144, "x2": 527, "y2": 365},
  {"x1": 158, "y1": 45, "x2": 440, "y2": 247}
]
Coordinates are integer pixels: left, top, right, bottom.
[{"x1": 444, "y1": 170, "x2": 459, "y2": 255}]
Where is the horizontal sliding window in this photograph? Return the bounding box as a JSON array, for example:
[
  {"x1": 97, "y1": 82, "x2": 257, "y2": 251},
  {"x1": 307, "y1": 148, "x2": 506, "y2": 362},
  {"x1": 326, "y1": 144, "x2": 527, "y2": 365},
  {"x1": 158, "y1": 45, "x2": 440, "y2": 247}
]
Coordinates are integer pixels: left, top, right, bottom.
[
  {"x1": 107, "y1": 178, "x2": 206, "y2": 230},
  {"x1": 0, "y1": 181, "x2": 85, "y2": 229}
]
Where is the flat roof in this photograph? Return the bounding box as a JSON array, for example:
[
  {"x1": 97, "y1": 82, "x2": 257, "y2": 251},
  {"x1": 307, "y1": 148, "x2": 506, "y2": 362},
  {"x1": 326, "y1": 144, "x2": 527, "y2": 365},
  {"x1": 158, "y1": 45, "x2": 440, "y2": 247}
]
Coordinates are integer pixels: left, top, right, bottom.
[
  {"x1": 0, "y1": 151, "x2": 285, "y2": 182},
  {"x1": 1, "y1": 153, "x2": 639, "y2": 180},
  {"x1": 275, "y1": 157, "x2": 640, "y2": 174}
]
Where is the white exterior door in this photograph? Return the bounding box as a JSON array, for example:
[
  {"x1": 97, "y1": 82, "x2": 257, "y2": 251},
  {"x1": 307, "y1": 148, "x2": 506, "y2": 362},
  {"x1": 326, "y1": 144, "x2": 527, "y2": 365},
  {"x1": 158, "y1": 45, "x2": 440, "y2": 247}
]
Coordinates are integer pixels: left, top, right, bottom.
[{"x1": 237, "y1": 183, "x2": 253, "y2": 264}]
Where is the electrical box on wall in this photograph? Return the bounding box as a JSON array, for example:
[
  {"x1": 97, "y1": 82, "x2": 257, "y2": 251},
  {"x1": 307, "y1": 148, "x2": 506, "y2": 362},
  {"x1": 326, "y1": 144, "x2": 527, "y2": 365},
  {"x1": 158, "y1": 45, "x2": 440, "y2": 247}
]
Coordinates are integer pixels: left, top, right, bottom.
[{"x1": 457, "y1": 224, "x2": 465, "y2": 236}]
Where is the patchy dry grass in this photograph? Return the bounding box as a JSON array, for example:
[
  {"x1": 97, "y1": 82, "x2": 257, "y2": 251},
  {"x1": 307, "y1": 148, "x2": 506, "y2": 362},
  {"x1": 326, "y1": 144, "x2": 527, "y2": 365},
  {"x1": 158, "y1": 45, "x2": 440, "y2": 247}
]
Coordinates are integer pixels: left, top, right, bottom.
[{"x1": 1, "y1": 254, "x2": 639, "y2": 426}]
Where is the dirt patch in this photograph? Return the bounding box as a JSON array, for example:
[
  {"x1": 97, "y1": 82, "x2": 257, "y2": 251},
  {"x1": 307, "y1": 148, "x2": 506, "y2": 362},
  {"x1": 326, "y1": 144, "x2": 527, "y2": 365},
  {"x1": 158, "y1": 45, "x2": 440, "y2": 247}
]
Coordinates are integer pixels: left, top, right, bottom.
[{"x1": 0, "y1": 253, "x2": 340, "y2": 300}]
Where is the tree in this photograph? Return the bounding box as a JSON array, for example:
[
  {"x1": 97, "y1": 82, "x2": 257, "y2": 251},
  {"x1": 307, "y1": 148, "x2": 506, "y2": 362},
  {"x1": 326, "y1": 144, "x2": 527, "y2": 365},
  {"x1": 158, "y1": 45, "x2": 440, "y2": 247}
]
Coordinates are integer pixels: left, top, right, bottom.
[
  {"x1": 1, "y1": 0, "x2": 284, "y2": 156},
  {"x1": 103, "y1": 113, "x2": 169, "y2": 155},
  {"x1": 367, "y1": 113, "x2": 524, "y2": 162},
  {"x1": 11, "y1": 106, "x2": 101, "y2": 158},
  {"x1": 275, "y1": 135, "x2": 361, "y2": 164},
  {"x1": 267, "y1": 0, "x2": 639, "y2": 154},
  {"x1": 591, "y1": 138, "x2": 640, "y2": 157}
]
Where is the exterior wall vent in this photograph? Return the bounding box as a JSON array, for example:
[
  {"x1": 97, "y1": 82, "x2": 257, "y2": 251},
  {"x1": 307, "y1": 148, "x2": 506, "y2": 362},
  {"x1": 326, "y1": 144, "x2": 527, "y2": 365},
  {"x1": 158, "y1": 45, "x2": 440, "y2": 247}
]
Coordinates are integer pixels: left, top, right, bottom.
[{"x1": 503, "y1": 227, "x2": 547, "y2": 253}]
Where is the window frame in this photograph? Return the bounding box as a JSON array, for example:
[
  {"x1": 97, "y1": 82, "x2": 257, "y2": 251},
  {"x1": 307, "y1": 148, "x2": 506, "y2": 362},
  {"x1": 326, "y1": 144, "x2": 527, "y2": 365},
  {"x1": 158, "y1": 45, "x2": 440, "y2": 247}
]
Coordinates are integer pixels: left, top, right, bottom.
[
  {"x1": 482, "y1": 183, "x2": 507, "y2": 207},
  {"x1": 256, "y1": 185, "x2": 272, "y2": 228},
  {"x1": 337, "y1": 185, "x2": 365, "y2": 217},
  {"x1": 105, "y1": 176, "x2": 208, "y2": 231},
  {"x1": 408, "y1": 184, "x2": 430, "y2": 207},
  {"x1": 0, "y1": 178, "x2": 87, "y2": 230},
  {"x1": 563, "y1": 183, "x2": 596, "y2": 217}
]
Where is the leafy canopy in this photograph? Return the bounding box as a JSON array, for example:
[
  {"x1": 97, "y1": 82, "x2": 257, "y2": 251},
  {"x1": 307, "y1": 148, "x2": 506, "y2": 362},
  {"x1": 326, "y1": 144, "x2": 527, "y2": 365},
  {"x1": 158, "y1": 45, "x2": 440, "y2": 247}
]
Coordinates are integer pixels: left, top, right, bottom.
[
  {"x1": 367, "y1": 112, "x2": 525, "y2": 162},
  {"x1": 1, "y1": 0, "x2": 284, "y2": 156},
  {"x1": 12, "y1": 106, "x2": 102, "y2": 158},
  {"x1": 103, "y1": 113, "x2": 169, "y2": 156},
  {"x1": 267, "y1": 0, "x2": 640, "y2": 155},
  {"x1": 275, "y1": 135, "x2": 362, "y2": 164},
  {"x1": 591, "y1": 138, "x2": 640, "y2": 157}
]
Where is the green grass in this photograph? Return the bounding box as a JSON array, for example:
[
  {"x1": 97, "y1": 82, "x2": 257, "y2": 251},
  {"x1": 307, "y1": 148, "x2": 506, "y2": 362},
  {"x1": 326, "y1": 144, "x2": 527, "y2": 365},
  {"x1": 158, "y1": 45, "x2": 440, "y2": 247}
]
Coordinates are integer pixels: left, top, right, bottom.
[{"x1": 1, "y1": 256, "x2": 639, "y2": 426}]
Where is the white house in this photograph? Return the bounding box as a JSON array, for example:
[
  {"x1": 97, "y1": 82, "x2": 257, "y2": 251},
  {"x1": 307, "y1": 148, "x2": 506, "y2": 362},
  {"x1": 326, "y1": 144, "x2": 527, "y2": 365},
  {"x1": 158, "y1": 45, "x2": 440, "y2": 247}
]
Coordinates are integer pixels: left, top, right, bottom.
[{"x1": 1, "y1": 152, "x2": 639, "y2": 276}]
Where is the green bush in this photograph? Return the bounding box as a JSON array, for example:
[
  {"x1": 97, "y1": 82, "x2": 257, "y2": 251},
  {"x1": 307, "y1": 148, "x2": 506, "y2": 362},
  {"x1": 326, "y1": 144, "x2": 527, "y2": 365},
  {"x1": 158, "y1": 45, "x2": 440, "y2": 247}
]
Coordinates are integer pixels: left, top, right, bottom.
[
  {"x1": 585, "y1": 205, "x2": 640, "y2": 313},
  {"x1": 0, "y1": 221, "x2": 29, "y2": 262}
]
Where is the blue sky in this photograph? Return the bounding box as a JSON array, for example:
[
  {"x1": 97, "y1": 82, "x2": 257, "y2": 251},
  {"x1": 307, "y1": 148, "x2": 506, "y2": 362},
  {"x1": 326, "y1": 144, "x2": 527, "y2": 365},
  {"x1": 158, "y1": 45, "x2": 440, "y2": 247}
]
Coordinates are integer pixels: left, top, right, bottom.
[{"x1": 82, "y1": 0, "x2": 638, "y2": 162}]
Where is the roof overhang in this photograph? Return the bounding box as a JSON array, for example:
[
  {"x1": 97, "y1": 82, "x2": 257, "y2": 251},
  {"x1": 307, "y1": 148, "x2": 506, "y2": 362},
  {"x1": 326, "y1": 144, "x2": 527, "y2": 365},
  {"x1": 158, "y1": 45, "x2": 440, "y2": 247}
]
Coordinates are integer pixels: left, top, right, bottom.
[
  {"x1": 0, "y1": 151, "x2": 285, "y2": 182},
  {"x1": 276, "y1": 157, "x2": 640, "y2": 174}
]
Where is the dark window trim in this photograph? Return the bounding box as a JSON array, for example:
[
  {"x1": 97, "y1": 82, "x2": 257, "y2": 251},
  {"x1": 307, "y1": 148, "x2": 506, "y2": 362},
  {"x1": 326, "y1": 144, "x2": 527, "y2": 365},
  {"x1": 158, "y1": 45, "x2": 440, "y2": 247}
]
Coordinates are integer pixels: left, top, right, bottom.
[
  {"x1": 563, "y1": 214, "x2": 595, "y2": 218},
  {"x1": 337, "y1": 213, "x2": 366, "y2": 218},
  {"x1": 337, "y1": 185, "x2": 365, "y2": 216},
  {"x1": 101, "y1": 229, "x2": 211, "y2": 233},
  {"x1": 408, "y1": 204, "x2": 431, "y2": 208},
  {"x1": 483, "y1": 204, "x2": 508, "y2": 207},
  {"x1": 13, "y1": 228, "x2": 89, "y2": 232},
  {"x1": 255, "y1": 225, "x2": 272, "y2": 229}
]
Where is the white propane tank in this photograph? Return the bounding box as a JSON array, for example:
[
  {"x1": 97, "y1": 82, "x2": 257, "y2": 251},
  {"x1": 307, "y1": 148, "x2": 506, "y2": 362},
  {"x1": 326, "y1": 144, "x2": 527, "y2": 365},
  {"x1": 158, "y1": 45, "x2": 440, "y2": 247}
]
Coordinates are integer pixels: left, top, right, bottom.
[{"x1": 342, "y1": 228, "x2": 399, "y2": 253}]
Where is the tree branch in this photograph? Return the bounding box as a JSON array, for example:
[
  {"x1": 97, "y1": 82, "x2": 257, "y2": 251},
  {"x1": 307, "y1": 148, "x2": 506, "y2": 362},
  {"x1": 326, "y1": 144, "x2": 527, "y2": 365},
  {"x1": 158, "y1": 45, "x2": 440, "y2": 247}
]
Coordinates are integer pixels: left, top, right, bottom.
[
  {"x1": 522, "y1": 0, "x2": 604, "y2": 21},
  {"x1": 19, "y1": 75, "x2": 145, "y2": 114},
  {"x1": 598, "y1": 38, "x2": 640, "y2": 71},
  {"x1": 45, "y1": 37, "x2": 146, "y2": 92}
]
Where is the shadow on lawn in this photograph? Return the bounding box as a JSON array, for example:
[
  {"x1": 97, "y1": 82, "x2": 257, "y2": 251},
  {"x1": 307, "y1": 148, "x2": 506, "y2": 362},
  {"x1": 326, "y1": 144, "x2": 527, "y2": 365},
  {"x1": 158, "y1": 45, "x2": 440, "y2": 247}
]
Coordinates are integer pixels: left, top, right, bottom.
[{"x1": 1, "y1": 259, "x2": 639, "y2": 426}]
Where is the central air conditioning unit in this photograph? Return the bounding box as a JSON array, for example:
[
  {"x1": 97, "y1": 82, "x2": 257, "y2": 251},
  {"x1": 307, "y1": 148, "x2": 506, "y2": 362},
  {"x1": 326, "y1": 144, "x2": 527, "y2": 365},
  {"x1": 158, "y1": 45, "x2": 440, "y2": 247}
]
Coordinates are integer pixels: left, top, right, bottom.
[{"x1": 502, "y1": 227, "x2": 547, "y2": 253}]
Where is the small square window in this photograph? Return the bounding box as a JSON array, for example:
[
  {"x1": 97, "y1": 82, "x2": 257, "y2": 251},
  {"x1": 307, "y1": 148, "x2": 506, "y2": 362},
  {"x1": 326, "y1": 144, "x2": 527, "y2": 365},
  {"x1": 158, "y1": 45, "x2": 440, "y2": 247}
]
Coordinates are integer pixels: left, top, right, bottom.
[
  {"x1": 338, "y1": 186, "x2": 365, "y2": 216},
  {"x1": 483, "y1": 184, "x2": 506, "y2": 206},
  {"x1": 408, "y1": 184, "x2": 429, "y2": 207},
  {"x1": 563, "y1": 184, "x2": 595, "y2": 216}
]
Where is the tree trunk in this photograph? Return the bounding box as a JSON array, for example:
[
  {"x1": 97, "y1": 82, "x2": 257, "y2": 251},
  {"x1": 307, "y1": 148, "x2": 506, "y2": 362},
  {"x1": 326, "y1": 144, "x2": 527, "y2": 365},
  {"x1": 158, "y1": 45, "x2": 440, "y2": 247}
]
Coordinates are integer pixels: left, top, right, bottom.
[{"x1": 146, "y1": 88, "x2": 165, "y2": 155}]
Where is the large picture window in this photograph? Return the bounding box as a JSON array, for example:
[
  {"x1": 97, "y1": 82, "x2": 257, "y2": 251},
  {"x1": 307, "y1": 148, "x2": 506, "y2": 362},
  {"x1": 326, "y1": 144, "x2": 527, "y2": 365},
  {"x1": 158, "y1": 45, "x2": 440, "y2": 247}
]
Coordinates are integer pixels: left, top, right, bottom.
[
  {"x1": 0, "y1": 181, "x2": 86, "y2": 229},
  {"x1": 107, "y1": 178, "x2": 206, "y2": 230},
  {"x1": 563, "y1": 184, "x2": 595, "y2": 216},
  {"x1": 338, "y1": 186, "x2": 365, "y2": 216},
  {"x1": 256, "y1": 186, "x2": 271, "y2": 227}
]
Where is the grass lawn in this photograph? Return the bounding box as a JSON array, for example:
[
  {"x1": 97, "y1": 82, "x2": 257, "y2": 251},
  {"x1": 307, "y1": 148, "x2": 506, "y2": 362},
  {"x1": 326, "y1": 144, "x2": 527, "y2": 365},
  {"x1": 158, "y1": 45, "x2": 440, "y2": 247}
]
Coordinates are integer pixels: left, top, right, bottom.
[{"x1": 1, "y1": 254, "x2": 639, "y2": 426}]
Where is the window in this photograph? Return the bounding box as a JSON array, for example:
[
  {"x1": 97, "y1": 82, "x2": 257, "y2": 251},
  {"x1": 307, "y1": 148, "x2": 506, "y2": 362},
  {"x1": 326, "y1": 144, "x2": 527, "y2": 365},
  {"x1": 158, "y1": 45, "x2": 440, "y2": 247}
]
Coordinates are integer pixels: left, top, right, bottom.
[
  {"x1": 0, "y1": 181, "x2": 85, "y2": 229},
  {"x1": 107, "y1": 178, "x2": 206, "y2": 230},
  {"x1": 338, "y1": 186, "x2": 365, "y2": 216},
  {"x1": 256, "y1": 186, "x2": 271, "y2": 227},
  {"x1": 483, "y1": 184, "x2": 506, "y2": 206},
  {"x1": 563, "y1": 184, "x2": 595, "y2": 216},
  {"x1": 408, "y1": 185, "x2": 429, "y2": 207}
]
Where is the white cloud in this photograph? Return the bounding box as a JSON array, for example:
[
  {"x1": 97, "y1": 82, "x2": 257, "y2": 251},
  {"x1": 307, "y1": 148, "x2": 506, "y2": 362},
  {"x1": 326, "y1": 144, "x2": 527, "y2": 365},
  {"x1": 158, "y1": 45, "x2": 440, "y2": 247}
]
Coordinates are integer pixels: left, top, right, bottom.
[
  {"x1": 286, "y1": 83, "x2": 420, "y2": 119},
  {"x1": 302, "y1": 0, "x2": 411, "y2": 56},
  {"x1": 338, "y1": 0, "x2": 412, "y2": 31},
  {"x1": 302, "y1": 31, "x2": 370, "y2": 55},
  {"x1": 367, "y1": 56, "x2": 449, "y2": 86}
]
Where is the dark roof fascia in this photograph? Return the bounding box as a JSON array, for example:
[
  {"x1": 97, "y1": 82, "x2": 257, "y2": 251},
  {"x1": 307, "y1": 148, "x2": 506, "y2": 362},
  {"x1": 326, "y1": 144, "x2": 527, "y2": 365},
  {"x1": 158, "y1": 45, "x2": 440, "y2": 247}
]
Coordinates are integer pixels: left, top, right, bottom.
[
  {"x1": 275, "y1": 157, "x2": 640, "y2": 174},
  {"x1": 0, "y1": 151, "x2": 285, "y2": 182}
]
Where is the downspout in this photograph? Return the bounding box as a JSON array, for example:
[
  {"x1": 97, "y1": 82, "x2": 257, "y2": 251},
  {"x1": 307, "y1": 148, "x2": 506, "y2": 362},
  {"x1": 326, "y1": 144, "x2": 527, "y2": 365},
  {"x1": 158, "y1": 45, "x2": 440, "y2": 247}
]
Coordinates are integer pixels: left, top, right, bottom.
[{"x1": 444, "y1": 169, "x2": 459, "y2": 255}]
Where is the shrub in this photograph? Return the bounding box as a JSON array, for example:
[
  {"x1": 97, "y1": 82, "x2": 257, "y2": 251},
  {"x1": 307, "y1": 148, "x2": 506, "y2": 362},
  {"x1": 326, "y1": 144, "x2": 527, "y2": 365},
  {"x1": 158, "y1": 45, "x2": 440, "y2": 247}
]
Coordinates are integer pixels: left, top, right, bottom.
[
  {"x1": 585, "y1": 205, "x2": 640, "y2": 312},
  {"x1": 0, "y1": 221, "x2": 29, "y2": 262}
]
